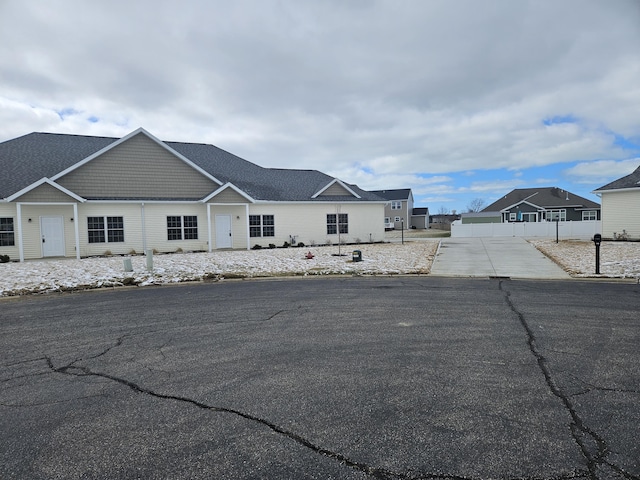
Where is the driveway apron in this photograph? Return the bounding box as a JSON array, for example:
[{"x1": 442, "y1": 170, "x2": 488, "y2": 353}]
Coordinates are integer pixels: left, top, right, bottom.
[{"x1": 431, "y1": 237, "x2": 571, "y2": 279}]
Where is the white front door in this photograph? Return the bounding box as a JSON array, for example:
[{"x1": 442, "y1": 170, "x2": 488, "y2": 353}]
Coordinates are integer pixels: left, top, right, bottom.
[
  {"x1": 41, "y1": 216, "x2": 65, "y2": 257},
  {"x1": 215, "y1": 214, "x2": 232, "y2": 248}
]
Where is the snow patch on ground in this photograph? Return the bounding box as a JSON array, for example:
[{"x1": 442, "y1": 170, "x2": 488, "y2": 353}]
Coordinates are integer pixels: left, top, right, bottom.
[
  {"x1": 530, "y1": 239, "x2": 640, "y2": 278},
  {"x1": 0, "y1": 242, "x2": 438, "y2": 296},
  {"x1": 3, "y1": 239, "x2": 638, "y2": 297}
]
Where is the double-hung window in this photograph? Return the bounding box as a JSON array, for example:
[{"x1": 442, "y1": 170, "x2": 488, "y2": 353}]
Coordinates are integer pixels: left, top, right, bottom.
[
  {"x1": 545, "y1": 209, "x2": 566, "y2": 222},
  {"x1": 167, "y1": 216, "x2": 198, "y2": 240},
  {"x1": 0, "y1": 217, "x2": 15, "y2": 246},
  {"x1": 87, "y1": 216, "x2": 124, "y2": 243},
  {"x1": 249, "y1": 215, "x2": 275, "y2": 237},
  {"x1": 391, "y1": 201, "x2": 402, "y2": 210},
  {"x1": 327, "y1": 213, "x2": 348, "y2": 235},
  {"x1": 582, "y1": 211, "x2": 597, "y2": 221}
]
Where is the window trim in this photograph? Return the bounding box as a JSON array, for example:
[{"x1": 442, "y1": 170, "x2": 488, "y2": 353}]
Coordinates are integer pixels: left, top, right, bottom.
[
  {"x1": 327, "y1": 213, "x2": 348, "y2": 235},
  {"x1": 167, "y1": 215, "x2": 198, "y2": 241},
  {"x1": 544, "y1": 209, "x2": 566, "y2": 222},
  {"x1": 582, "y1": 210, "x2": 597, "y2": 221},
  {"x1": 249, "y1": 215, "x2": 275, "y2": 237},
  {"x1": 0, "y1": 217, "x2": 15, "y2": 247},
  {"x1": 87, "y1": 216, "x2": 124, "y2": 244}
]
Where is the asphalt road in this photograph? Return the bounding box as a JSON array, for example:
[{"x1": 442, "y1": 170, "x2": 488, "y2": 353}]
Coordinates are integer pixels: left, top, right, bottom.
[{"x1": 1, "y1": 277, "x2": 639, "y2": 480}]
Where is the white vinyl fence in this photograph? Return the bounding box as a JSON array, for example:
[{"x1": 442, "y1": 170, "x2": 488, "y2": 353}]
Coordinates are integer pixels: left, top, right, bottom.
[{"x1": 451, "y1": 221, "x2": 601, "y2": 239}]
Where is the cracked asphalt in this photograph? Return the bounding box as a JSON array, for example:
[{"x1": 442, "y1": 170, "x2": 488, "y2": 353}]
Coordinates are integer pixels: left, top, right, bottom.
[{"x1": 1, "y1": 277, "x2": 639, "y2": 479}]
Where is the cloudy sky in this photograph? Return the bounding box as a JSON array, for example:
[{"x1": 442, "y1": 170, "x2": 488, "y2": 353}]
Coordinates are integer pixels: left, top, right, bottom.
[{"x1": 1, "y1": 1, "x2": 639, "y2": 213}]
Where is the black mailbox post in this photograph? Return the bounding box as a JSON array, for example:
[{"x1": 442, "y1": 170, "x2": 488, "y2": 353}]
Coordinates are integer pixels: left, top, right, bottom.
[{"x1": 593, "y1": 234, "x2": 602, "y2": 274}]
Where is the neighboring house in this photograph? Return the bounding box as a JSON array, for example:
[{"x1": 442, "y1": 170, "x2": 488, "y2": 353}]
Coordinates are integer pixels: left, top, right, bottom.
[
  {"x1": 0, "y1": 128, "x2": 386, "y2": 261},
  {"x1": 472, "y1": 187, "x2": 600, "y2": 223},
  {"x1": 411, "y1": 207, "x2": 430, "y2": 229},
  {"x1": 593, "y1": 165, "x2": 640, "y2": 240},
  {"x1": 429, "y1": 213, "x2": 460, "y2": 230},
  {"x1": 369, "y1": 189, "x2": 414, "y2": 230}
]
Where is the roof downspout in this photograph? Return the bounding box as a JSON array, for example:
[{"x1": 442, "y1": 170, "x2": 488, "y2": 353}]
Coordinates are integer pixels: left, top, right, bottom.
[
  {"x1": 17, "y1": 203, "x2": 24, "y2": 262},
  {"x1": 140, "y1": 203, "x2": 147, "y2": 253},
  {"x1": 245, "y1": 204, "x2": 250, "y2": 250}
]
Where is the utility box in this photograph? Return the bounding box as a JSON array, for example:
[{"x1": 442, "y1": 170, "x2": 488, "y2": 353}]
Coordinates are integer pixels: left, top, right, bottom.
[
  {"x1": 145, "y1": 249, "x2": 154, "y2": 271},
  {"x1": 352, "y1": 250, "x2": 362, "y2": 262},
  {"x1": 123, "y1": 258, "x2": 133, "y2": 272}
]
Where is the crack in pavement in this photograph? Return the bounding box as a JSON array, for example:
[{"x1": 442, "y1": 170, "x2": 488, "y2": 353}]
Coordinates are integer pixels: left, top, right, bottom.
[
  {"x1": 45, "y1": 356, "x2": 412, "y2": 480},
  {"x1": 498, "y1": 281, "x2": 639, "y2": 480},
  {"x1": 42, "y1": 352, "x2": 598, "y2": 480}
]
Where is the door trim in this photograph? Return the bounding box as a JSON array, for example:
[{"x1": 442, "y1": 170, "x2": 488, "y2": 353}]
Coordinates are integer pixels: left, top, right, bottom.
[
  {"x1": 215, "y1": 214, "x2": 232, "y2": 249},
  {"x1": 40, "y1": 216, "x2": 66, "y2": 257}
]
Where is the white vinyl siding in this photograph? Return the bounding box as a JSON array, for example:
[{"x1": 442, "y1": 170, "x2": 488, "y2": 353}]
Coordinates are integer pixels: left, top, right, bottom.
[
  {"x1": 18, "y1": 205, "x2": 76, "y2": 259},
  {"x1": 600, "y1": 190, "x2": 640, "y2": 239},
  {"x1": 78, "y1": 204, "x2": 142, "y2": 257},
  {"x1": 0, "y1": 205, "x2": 19, "y2": 260},
  {"x1": 247, "y1": 203, "x2": 384, "y2": 246}
]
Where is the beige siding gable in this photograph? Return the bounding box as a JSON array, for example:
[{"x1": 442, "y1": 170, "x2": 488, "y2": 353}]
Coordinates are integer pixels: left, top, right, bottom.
[
  {"x1": 14, "y1": 183, "x2": 78, "y2": 203},
  {"x1": 208, "y1": 187, "x2": 249, "y2": 204},
  {"x1": 56, "y1": 133, "x2": 219, "y2": 199},
  {"x1": 318, "y1": 182, "x2": 354, "y2": 197}
]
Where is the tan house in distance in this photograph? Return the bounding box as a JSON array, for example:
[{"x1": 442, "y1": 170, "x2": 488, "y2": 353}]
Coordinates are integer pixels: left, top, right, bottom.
[
  {"x1": 0, "y1": 128, "x2": 386, "y2": 261},
  {"x1": 369, "y1": 189, "x2": 414, "y2": 230}
]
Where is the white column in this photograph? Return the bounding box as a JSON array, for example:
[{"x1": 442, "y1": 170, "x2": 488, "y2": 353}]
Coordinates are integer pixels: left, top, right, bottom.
[
  {"x1": 16, "y1": 203, "x2": 24, "y2": 262},
  {"x1": 207, "y1": 203, "x2": 212, "y2": 253},
  {"x1": 73, "y1": 203, "x2": 80, "y2": 259}
]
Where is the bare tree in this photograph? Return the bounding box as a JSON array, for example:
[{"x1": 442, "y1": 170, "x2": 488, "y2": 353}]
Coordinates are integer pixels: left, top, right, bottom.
[
  {"x1": 466, "y1": 198, "x2": 486, "y2": 213},
  {"x1": 437, "y1": 205, "x2": 450, "y2": 215}
]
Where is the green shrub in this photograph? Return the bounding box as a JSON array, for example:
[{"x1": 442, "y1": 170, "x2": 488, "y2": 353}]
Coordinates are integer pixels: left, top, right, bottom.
[{"x1": 0, "y1": 254, "x2": 9, "y2": 263}]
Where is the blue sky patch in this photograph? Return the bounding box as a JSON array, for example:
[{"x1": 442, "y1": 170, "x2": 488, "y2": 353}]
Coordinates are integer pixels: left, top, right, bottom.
[
  {"x1": 542, "y1": 114, "x2": 577, "y2": 126},
  {"x1": 56, "y1": 108, "x2": 79, "y2": 120}
]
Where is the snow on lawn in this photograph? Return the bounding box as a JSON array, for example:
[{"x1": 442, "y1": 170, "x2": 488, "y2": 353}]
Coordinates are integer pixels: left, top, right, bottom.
[
  {"x1": 530, "y1": 239, "x2": 640, "y2": 278},
  {"x1": 0, "y1": 241, "x2": 439, "y2": 296}
]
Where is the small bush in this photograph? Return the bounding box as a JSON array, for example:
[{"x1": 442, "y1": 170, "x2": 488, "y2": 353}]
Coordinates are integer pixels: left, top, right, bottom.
[
  {"x1": 269, "y1": 244, "x2": 276, "y2": 249},
  {"x1": 175, "y1": 247, "x2": 183, "y2": 253},
  {"x1": 282, "y1": 241, "x2": 290, "y2": 248},
  {"x1": 0, "y1": 254, "x2": 9, "y2": 263},
  {"x1": 104, "y1": 250, "x2": 113, "y2": 256},
  {"x1": 252, "y1": 244, "x2": 263, "y2": 250},
  {"x1": 297, "y1": 242, "x2": 305, "y2": 248}
]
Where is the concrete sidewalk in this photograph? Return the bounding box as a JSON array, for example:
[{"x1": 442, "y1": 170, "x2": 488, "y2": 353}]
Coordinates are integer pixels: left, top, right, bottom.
[{"x1": 431, "y1": 237, "x2": 571, "y2": 279}]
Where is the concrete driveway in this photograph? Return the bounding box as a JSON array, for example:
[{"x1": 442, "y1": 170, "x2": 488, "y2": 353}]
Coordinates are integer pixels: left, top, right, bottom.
[{"x1": 431, "y1": 237, "x2": 571, "y2": 279}]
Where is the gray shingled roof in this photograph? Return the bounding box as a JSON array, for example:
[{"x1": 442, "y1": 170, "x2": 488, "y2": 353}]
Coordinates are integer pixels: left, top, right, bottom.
[
  {"x1": 369, "y1": 188, "x2": 412, "y2": 201},
  {"x1": 0, "y1": 132, "x2": 382, "y2": 202},
  {"x1": 593, "y1": 165, "x2": 640, "y2": 192},
  {"x1": 483, "y1": 187, "x2": 600, "y2": 212},
  {"x1": 0, "y1": 133, "x2": 116, "y2": 199}
]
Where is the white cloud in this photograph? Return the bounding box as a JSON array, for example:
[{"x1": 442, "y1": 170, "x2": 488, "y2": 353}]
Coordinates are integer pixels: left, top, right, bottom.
[
  {"x1": 1, "y1": 0, "x2": 639, "y2": 212},
  {"x1": 563, "y1": 159, "x2": 640, "y2": 185}
]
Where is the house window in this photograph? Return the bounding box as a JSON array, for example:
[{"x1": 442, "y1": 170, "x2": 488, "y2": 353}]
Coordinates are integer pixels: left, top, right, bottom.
[
  {"x1": 582, "y1": 211, "x2": 597, "y2": 221},
  {"x1": 391, "y1": 201, "x2": 402, "y2": 210},
  {"x1": 395, "y1": 216, "x2": 401, "y2": 222},
  {"x1": 545, "y1": 210, "x2": 566, "y2": 221},
  {"x1": 87, "y1": 216, "x2": 124, "y2": 243},
  {"x1": 0, "y1": 217, "x2": 15, "y2": 246},
  {"x1": 167, "y1": 215, "x2": 198, "y2": 240},
  {"x1": 249, "y1": 215, "x2": 275, "y2": 237},
  {"x1": 509, "y1": 213, "x2": 517, "y2": 221},
  {"x1": 327, "y1": 213, "x2": 348, "y2": 235}
]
